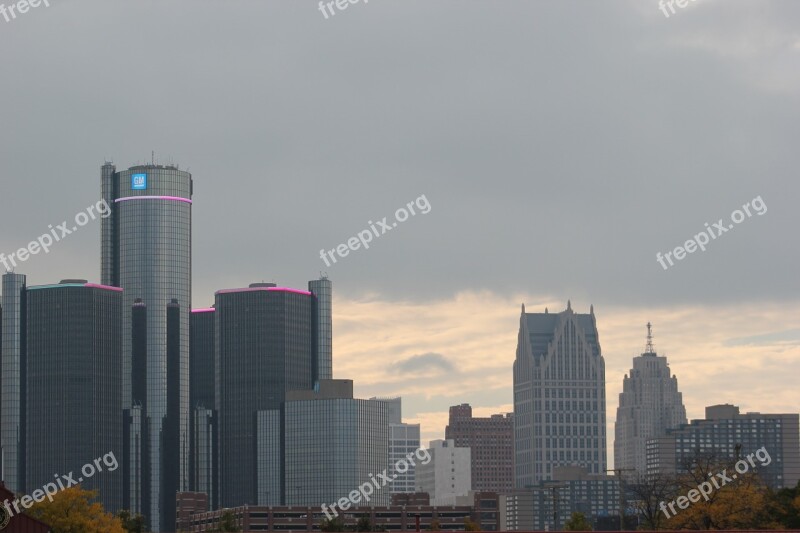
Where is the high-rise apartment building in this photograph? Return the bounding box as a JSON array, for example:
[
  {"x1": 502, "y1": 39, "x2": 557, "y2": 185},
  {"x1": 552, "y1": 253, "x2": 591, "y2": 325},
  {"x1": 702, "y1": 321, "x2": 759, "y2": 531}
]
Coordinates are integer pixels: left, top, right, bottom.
[
  {"x1": 614, "y1": 324, "x2": 687, "y2": 479},
  {"x1": 25, "y1": 280, "x2": 123, "y2": 512},
  {"x1": 282, "y1": 380, "x2": 390, "y2": 507},
  {"x1": 214, "y1": 284, "x2": 316, "y2": 508},
  {"x1": 513, "y1": 302, "x2": 607, "y2": 487},
  {"x1": 646, "y1": 404, "x2": 800, "y2": 489},
  {"x1": 416, "y1": 439, "x2": 471, "y2": 506},
  {"x1": 1, "y1": 272, "x2": 27, "y2": 493},
  {"x1": 445, "y1": 403, "x2": 514, "y2": 492},
  {"x1": 101, "y1": 161, "x2": 193, "y2": 531}
]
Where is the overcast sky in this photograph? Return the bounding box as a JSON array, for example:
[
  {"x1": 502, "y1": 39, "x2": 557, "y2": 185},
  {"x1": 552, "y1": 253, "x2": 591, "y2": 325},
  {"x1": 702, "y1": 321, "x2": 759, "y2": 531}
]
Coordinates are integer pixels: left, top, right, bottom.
[{"x1": 1, "y1": 0, "x2": 798, "y2": 466}]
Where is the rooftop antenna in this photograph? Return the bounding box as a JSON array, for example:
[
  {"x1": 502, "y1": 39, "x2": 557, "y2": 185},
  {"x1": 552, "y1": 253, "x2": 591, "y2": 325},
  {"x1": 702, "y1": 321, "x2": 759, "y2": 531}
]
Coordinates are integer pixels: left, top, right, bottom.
[
  {"x1": 151, "y1": 151, "x2": 155, "y2": 165},
  {"x1": 646, "y1": 322, "x2": 655, "y2": 354}
]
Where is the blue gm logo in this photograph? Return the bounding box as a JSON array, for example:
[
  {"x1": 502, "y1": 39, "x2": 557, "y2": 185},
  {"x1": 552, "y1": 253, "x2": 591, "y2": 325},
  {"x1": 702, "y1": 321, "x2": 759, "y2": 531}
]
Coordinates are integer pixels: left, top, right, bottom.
[{"x1": 132, "y1": 173, "x2": 147, "y2": 190}]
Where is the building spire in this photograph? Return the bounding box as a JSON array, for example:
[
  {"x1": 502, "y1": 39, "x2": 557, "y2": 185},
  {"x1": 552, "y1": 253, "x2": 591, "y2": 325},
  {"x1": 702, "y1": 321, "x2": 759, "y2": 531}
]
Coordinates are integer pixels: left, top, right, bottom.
[{"x1": 646, "y1": 322, "x2": 655, "y2": 354}]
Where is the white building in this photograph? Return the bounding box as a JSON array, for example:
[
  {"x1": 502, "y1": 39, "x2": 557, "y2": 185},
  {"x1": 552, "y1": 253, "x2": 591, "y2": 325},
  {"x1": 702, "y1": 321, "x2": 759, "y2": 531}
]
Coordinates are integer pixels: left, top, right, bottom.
[
  {"x1": 416, "y1": 439, "x2": 471, "y2": 506},
  {"x1": 371, "y1": 397, "x2": 422, "y2": 494},
  {"x1": 390, "y1": 422, "x2": 421, "y2": 493},
  {"x1": 614, "y1": 323, "x2": 687, "y2": 478}
]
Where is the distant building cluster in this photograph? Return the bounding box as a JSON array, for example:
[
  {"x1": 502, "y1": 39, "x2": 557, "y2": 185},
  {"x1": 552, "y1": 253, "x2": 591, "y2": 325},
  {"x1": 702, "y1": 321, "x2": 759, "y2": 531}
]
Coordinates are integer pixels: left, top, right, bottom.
[{"x1": 2, "y1": 161, "x2": 797, "y2": 532}]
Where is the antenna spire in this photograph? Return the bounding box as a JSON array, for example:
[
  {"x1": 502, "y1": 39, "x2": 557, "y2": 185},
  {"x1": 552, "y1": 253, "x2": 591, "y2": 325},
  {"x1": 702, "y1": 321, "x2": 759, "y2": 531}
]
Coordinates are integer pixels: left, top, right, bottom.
[{"x1": 646, "y1": 322, "x2": 655, "y2": 354}]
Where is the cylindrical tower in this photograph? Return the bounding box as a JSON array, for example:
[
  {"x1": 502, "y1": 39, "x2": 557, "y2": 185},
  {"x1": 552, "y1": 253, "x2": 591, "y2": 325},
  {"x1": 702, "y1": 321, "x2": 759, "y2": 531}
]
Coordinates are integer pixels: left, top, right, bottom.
[{"x1": 102, "y1": 163, "x2": 192, "y2": 531}]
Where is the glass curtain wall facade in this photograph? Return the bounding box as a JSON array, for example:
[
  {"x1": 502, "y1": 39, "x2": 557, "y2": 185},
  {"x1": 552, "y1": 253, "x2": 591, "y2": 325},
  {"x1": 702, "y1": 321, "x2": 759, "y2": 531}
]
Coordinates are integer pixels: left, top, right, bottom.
[
  {"x1": 25, "y1": 282, "x2": 123, "y2": 512},
  {"x1": 284, "y1": 393, "x2": 390, "y2": 507},
  {"x1": 215, "y1": 286, "x2": 316, "y2": 508},
  {"x1": 190, "y1": 308, "x2": 217, "y2": 508},
  {"x1": 308, "y1": 277, "x2": 332, "y2": 382},
  {"x1": 101, "y1": 162, "x2": 192, "y2": 531},
  {"x1": 1, "y1": 272, "x2": 27, "y2": 493}
]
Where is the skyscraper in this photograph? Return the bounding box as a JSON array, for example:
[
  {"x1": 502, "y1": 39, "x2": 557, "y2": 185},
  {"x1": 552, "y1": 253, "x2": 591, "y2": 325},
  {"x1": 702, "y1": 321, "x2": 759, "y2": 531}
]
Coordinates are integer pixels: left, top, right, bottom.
[
  {"x1": 308, "y1": 276, "x2": 332, "y2": 382},
  {"x1": 1, "y1": 272, "x2": 27, "y2": 493},
  {"x1": 513, "y1": 302, "x2": 607, "y2": 488},
  {"x1": 614, "y1": 323, "x2": 687, "y2": 478},
  {"x1": 445, "y1": 403, "x2": 514, "y2": 492},
  {"x1": 214, "y1": 284, "x2": 316, "y2": 508},
  {"x1": 370, "y1": 397, "x2": 421, "y2": 494},
  {"x1": 25, "y1": 280, "x2": 123, "y2": 512},
  {"x1": 101, "y1": 161, "x2": 193, "y2": 530},
  {"x1": 283, "y1": 380, "x2": 390, "y2": 507},
  {"x1": 189, "y1": 307, "x2": 217, "y2": 508}
]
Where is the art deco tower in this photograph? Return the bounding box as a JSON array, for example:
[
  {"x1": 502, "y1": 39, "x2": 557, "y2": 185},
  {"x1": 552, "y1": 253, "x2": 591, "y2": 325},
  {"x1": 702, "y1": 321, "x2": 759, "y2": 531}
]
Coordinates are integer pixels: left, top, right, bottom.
[{"x1": 614, "y1": 323, "x2": 687, "y2": 478}]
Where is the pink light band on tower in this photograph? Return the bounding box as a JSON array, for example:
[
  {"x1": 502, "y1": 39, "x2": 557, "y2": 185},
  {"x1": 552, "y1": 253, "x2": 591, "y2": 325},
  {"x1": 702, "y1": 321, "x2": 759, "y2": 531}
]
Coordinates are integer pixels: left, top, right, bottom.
[
  {"x1": 215, "y1": 287, "x2": 312, "y2": 296},
  {"x1": 192, "y1": 308, "x2": 216, "y2": 313},
  {"x1": 84, "y1": 283, "x2": 124, "y2": 292},
  {"x1": 268, "y1": 287, "x2": 313, "y2": 296},
  {"x1": 115, "y1": 195, "x2": 193, "y2": 204}
]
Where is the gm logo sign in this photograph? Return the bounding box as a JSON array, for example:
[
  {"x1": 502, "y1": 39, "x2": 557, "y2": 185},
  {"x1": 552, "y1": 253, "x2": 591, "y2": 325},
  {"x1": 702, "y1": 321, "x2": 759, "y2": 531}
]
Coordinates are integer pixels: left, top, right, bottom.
[{"x1": 132, "y1": 173, "x2": 147, "y2": 190}]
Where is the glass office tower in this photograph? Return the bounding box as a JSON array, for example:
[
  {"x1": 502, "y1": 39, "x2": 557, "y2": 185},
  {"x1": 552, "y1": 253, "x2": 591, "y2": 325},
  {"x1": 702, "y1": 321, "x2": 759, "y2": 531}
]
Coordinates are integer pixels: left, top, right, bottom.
[
  {"x1": 25, "y1": 281, "x2": 123, "y2": 512},
  {"x1": 1, "y1": 272, "x2": 27, "y2": 493},
  {"x1": 101, "y1": 162, "x2": 192, "y2": 531},
  {"x1": 308, "y1": 277, "x2": 332, "y2": 381},
  {"x1": 190, "y1": 308, "x2": 217, "y2": 508},
  {"x1": 284, "y1": 380, "x2": 390, "y2": 507},
  {"x1": 215, "y1": 284, "x2": 316, "y2": 508}
]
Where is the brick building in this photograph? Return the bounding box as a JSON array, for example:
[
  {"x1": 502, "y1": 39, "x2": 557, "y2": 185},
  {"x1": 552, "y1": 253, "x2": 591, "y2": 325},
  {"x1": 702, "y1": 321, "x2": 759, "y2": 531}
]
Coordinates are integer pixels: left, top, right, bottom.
[{"x1": 445, "y1": 404, "x2": 514, "y2": 492}]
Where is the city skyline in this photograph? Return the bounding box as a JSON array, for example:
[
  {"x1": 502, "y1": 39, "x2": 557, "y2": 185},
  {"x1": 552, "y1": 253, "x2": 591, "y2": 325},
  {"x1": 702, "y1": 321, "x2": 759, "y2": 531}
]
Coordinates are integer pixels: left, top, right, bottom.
[
  {"x1": 1, "y1": 0, "x2": 798, "y2": 482},
  {"x1": 3, "y1": 215, "x2": 800, "y2": 467}
]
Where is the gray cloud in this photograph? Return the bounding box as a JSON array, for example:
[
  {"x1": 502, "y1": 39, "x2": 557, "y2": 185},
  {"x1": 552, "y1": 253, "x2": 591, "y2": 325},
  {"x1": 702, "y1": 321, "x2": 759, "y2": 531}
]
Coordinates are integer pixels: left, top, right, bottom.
[
  {"x1": 0, "y1": 1, "x2": 797, "y2": 310},
  {"x1": 392, "y1": 352, "x2": 454, "y2": 375}
]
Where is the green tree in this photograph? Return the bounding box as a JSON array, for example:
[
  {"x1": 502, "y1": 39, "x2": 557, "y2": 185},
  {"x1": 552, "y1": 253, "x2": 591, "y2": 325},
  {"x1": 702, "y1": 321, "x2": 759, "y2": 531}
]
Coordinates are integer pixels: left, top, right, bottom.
[
  {"x1": 464, "y1": 517, "x2": 481, "y2": 531},
  {"x1": 320, "y1": 515, "x2": 347, "y2": 532},
  {"x1": 355, "y1": 514, "x2": 372, "y2": 531},
  {"x1": 215, "y1": 509, "x2": 241, "y2": 532},
  {"x1": 771, "y1": 481, "x2": 800, "y2": 529},
  {"x1": 26, "y1": 486, "x2": 125, "y2": 533},
  {"x1": 665, "y1": 452, "x2": 781, "y2": 530},
  {"x1": 117, "y1": 509, "x2": 148, "y2": 533},
  {"x1": 429, "y1": 518, "x2": 441, "y2": 531},
  {"x1": 628, "y1": 472, "x2": 678, "y2": 530},
  {"x1": 564, "y1": 511, "x2": 593, "y2": 531}
]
